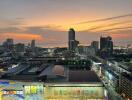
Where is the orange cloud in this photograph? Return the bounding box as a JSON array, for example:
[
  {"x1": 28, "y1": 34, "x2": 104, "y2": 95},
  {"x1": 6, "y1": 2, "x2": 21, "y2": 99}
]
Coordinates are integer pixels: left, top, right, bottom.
[
  {"x1": 110, "y1": 33, "x2": 132, "y2": 39},
  {"x1": 0, "y1": 32, "x2": 44, "y2": 42}
]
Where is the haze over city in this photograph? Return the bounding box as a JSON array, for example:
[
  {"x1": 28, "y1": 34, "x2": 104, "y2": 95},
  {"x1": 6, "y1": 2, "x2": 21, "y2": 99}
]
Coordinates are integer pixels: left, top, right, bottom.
[
  {"x1": 0, "y1": 1, "x2": 132, "y2": 100},
  {"x1": 0, "y1": 0, "x2": 132, "y2": 47}
]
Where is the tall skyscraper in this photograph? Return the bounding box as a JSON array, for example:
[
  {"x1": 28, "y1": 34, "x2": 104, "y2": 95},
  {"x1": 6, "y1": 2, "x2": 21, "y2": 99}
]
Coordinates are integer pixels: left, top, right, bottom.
[
  {"x1": 68, "y1": 28, "x2": 78, "y2": 51},
  {"x1": 69, "y1": 28, "x2": 75, "y2": 41},
  {"x1": 100, "y1": 36, "x2": 113, "y2": 57}
]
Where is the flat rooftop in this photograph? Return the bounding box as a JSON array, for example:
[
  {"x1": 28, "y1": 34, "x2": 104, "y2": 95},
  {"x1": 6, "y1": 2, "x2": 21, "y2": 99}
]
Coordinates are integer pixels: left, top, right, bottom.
[
  {"x1": 69, "y1": 70, "x2": 101, "y2": 82},
  {"x1": 44, "y1": 66, "x2": 101, "y2": 83}
]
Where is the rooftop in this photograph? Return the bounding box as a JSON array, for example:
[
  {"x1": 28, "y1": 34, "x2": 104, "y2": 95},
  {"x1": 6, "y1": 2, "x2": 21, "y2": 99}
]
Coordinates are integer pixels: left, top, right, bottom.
[
  {"x1": 69, "y1": 70, "x2": 101, "y2": 83},
  {"x1": 2, "y1": 63, "x2": 102, "y2": 84}
]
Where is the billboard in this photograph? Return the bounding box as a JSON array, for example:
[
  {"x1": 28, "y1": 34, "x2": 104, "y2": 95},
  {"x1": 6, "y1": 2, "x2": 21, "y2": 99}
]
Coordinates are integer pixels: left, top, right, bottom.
[
  {"x1": 2, "y1": 90, "x2": 24, "y2": 100},
  {"x1": 24, "y1": 85, "x2": 44, "y2": 100},
  {"x1": 44, "y1": 84, "x2": 105, "y2": 100},
  {"x1": 24, "y1": 85, "x2": 43, "y2": 94}
]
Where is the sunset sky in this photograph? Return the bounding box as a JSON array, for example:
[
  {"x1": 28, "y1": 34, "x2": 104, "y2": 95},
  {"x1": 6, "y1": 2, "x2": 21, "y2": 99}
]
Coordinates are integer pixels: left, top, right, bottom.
[{"x1": 0, "y1": 0, "x2": 132, "y2": 47}]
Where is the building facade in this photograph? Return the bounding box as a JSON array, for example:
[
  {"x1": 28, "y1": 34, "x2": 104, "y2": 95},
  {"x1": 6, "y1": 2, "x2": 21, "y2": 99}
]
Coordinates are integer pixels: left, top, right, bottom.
[
  {"x1": 100, "y1": 36, "x2": 113, "y2": 58},
  {"x1": 119, "y1": 73, "x2": 132, "y2": 100},
  {"x1": 68, "y1": 28, "x2": 79, "y2": 51},
  {"x1": 91, "y1": 41, "x2": 99, "y2": 53}
]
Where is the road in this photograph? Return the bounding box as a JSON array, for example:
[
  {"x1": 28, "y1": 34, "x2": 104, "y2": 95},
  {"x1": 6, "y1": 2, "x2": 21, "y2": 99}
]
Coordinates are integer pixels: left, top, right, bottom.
[{"x1": 91, "y1": 60, "x2": 123, "y2": 100}]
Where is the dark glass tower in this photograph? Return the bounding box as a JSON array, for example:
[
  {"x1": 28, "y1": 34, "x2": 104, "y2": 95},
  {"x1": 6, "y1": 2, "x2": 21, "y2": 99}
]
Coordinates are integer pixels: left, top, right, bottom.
[
  {"x1": 100, "y1": 36, "x2": 113, "y2": 57},
  {"x1": 68, "y1": 28, "x2": 76, "y2": 51},
  {"x1": 69, "y1": 28, "x2": 75, "y2": 41}
]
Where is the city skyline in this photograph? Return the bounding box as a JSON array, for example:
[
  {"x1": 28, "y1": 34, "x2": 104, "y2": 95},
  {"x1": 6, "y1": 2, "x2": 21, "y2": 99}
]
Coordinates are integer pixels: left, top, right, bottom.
[{"x1": 0, "y1": 0, "x2": 132, "y2": 47}]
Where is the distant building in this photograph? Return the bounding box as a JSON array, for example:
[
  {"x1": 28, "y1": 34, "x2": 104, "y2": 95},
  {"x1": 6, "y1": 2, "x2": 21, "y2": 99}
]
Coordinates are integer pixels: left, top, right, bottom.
[
  {"x1": 77, "y1": 46, "x2": 96, "y2": 56},
  {"x1": 119, "y1": 73, "x2": 132, "y2": 100},
  {"x1": 27, "y1": 42, "x2": 31, "y2": 47},
  {"x1": 91, "y1": 41, "x2": 99, "y2": 52},
  {"x1": 3, "y1": 38, "x2": 14, "y2": 51},
  {"x1": 68, "y1": 28, "x2": 79, "y2": 51},
  {"x1": 100, "y1": 36, "x2": 113, "y2": 57},
  {"x1": 77, "y1": 45, "x2": 84, "y2": 54},
  {"x1": 31, "y1": 40, "x2": 35, "y2": 51},
  {"x1": 15, "y1": 43, "x2": 25, "y2": 52},
  {"x1": 86, "y1": 46, "x2": 96, "y2": 56},
  {"x1": 31, "y1": 40, "x2": 35, "y2": 48},
  {"x1": 69, "y1": 28, "x2": 75, "y2": 41}
]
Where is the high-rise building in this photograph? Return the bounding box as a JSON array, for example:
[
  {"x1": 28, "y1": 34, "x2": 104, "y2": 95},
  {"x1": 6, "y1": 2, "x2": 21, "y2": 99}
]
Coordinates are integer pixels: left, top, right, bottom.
[
  {"x1": 68, "y1": 28, "x2": 79, "y2": 51},
  {"x1": 91, "y1": 41, "x2": 99, "y2": 52},
  {"x1": 100, "y1": 36, "x2": 113, "y2": 57},
  {"x1": 31, "y1": 40, "x2": 35, "y2": 51},
  {"x1": 3, "y1": 38, "x2": 14, "y2": 51},
  {"x1": 69, "y1": 28, "x2": 75, "y2": 41}
]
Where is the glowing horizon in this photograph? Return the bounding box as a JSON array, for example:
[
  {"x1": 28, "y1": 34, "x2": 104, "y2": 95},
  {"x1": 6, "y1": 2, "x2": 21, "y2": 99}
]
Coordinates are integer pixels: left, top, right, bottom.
[{"x1": 0, "y1": 0, "x2": 132, "y2": 47}]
